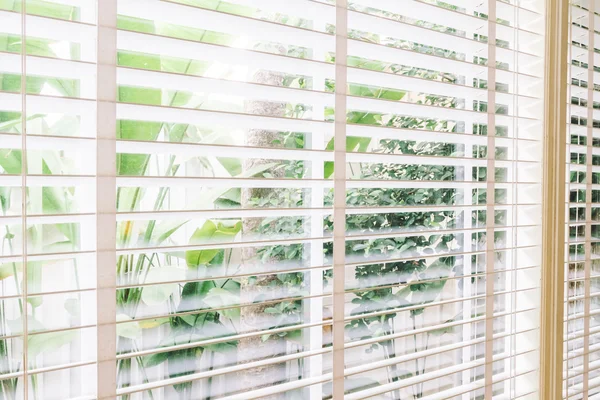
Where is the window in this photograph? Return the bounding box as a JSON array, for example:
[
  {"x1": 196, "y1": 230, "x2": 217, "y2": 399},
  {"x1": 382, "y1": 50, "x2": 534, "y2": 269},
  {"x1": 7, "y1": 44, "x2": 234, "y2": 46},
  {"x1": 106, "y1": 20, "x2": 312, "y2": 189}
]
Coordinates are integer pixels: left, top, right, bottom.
[
  {"x1": 0, "y1": 0, "x2": 547, "y2": 399},
  {"x1": 0, "y1": 0, "x2": 99, "y2": 399},
  {"x1": 565, "y1": 1, "x2": 600, "y2": 397}
]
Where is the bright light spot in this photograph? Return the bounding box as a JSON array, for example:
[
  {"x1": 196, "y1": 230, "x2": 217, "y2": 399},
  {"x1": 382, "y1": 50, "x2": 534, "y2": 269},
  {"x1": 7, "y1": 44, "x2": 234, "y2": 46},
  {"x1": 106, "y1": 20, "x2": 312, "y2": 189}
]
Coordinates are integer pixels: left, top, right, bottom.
[
  {"x1": 232, "y1": 35, "x2": 250, "y2": 49},
  {"x1": 204, "y1": 63, "x2": 249, "y2": 82},
  {"x1": 49, "y1": 41, "x2": 72, "y2": 59},
  {"x1": 40, "y1": 82, "x2": 63, "y2": 97}
]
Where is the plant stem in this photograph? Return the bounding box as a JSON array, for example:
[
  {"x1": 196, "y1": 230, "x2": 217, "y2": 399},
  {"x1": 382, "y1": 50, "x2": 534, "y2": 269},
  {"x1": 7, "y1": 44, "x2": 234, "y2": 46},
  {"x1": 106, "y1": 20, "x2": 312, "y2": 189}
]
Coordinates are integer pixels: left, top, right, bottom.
[
  {"x1": 4, "y1": 226, "x2": 23, "y2": 315},
  {"x1": 131, "y1": 343, "x2": 155, "y2": 400},
  {"x1": 204, "y1": 350, "x2": 215, "y2": 400},
  {"x1": 30, "y1": 374, "x2": 38, "y2": 400},
  {"x1": 383, "y1": 323, "x2": 401, "y2": 400},
  {"x1": 412, "y1": 316, "x2": 421, "y2": 398},
  {"x1": 419, "y1": 332, "x2": 430, "y2": 397},
  {"x1": 0, "y1": 298, "x2": 16, "y2": 400}
]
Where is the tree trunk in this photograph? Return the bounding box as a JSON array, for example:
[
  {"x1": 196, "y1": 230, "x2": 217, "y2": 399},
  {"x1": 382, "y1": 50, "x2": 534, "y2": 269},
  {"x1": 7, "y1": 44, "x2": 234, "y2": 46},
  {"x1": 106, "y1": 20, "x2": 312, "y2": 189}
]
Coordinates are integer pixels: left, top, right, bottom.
[{"x1": 237, "y1": 70, "x2": 287, "y2": 399}]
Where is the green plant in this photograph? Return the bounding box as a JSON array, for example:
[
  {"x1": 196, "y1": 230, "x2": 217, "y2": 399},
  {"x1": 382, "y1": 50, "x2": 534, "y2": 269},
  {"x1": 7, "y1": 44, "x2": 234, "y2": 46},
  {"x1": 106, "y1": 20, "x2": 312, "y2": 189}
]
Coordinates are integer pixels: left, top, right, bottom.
[{"x1": 0, "y1": 1, "x2": 506, "y2": 398}]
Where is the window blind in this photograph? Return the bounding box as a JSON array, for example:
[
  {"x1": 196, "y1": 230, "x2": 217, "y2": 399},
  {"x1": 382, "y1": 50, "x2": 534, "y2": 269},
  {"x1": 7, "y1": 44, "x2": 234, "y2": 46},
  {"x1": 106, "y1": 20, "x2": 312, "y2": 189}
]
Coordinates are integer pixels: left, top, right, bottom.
[
  {"x1": 0, "y1": 0, "x2": 544, "y2": 399},
  {"x1": 565, "y1": 0, "x2": 600, "y2": 398},
  {"x1": 340, "y1": 0, "x2": 543, "y2": 398},
  {"x1": 0, "y1": 0, "x2": 100, "y2": 399}
]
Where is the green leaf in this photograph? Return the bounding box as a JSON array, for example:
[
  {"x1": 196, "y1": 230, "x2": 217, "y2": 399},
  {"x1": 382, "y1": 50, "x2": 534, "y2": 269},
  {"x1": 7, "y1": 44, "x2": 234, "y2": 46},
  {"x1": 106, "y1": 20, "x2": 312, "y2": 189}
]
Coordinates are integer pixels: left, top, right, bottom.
[
  {"x1": 214, "y1": 196, "x2": 240, "y2": 209},
  {"x1": 378, "y1": 89, "x2": 406, "y2": 101},
  {"x1": 0, "y1": 0, "x2": 18, "y2": 13},
  {"x1": 42, "y1": 186, "x2": 68, "y2": 214},
  {"x1": 117, "y1": 135, "x2": 162, "y2": 176},
  {"x1": 203, "y1": 287, "x2": 240, "y2": 320},
  {"x1": 116, "y1": 314, "x2": 142, "y2": 339},
  {"x1": 195, "y1": 162, "x2": 278, "y2": 210},
  {"x1": 64, "y1": 298, "x2": 80, "y2": 317},
  {"x1": 0, "y1": 111, "x2": 22, "y2": 132},
  {"x1": 397, "y1": 240, "x2": 416, "y2": 254},
  {"x1": 185, "y1": 221, "x2": 218, "y2": 267},
  {"x1": 27, "y1": 297, "x2": 43, "y2": 309},
  {"x1": 21, "y1": 0, "x2": 78, "y2": 21},
  {"x1": 0, "y1": 149, "x2": 22, "y2": 174},
  {"x1": 217, "y1": 157, "x2": 242, "y2": 176},
  {"x1": 179, "y1": 280, "x2": 214, "y2": 326},
  {"x1": 144, "y1": 351, "x2": 170, "y2": 368},
  {"x1": 161, "y1": 58, "x2": 208, "y2": 76},
  {"x1": 283, "y1": 329, "x2": 303, "y2": 345},
  {"x1": 0, "y1": 262, "x2": 20, "y2": 281},
  {"x1": 139, "y1": 317, "x2": 170, "y2": 330},
  {"x1": 152, "y1": 220, "x2": 188, "y2": 245},
  {"x1": 167, "y1": 123, "x2": 189, "y2": 143},
  {"x1": 169, "y1": 348, "x2": 202, "y2": 393},
  {"x1": 141, "y1": 266, "x2": 187, "y2": 306},
  {"x1": 324, "y1": 136, "x2": 371, "y2": 178},
  {"x1": 117, "y1": 50, "x2": 160, "y2": 70},
  {"x1": 116, "y1": 83, "x2": 164, "y2": 188},
  {"x1": 181, "y1": 280, "x2": 214, "y2": 300},
  {"x1": 28, "y1": 330, "x2": 76, "y2": 357},
  {"x1": 155, "y1": 22, "x2": 207, "y2": 42},
  {"x1": 7, "y1": 317, "x2": 44, "y2": 335},
  {"x1": 180, "y1": 313, "x2": 202, "y2": 327},
  {"x1": 25, "y1": 261, "x2": 43, "y2": 306},
  {"x1": 119, "y1": 86, "x2": 162, "y2": 107},
  {"x1": 185, "y1": 220, "x2": 242, "y2": 268},
  {"x1": 0, "y1": 186, "x2": 11, "y2": 214},
  {"x1": 117, "y1": 16, "x2": 156, "y2": 34}
]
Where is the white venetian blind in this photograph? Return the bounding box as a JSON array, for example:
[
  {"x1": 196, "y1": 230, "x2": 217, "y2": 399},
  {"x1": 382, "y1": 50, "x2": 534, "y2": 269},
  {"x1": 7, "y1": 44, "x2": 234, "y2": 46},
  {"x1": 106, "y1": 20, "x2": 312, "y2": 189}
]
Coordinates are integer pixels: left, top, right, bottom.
[
  {"x1": 0, "y1": 0, "x2": 544, "y2": 399},
  {"x1": 565, "y1": 0, "x2": 600, "y2": 398},
  {"x1": 0, "y1": 0, "x2": 100, "y2": 399},
  {"x1": 340, "y1": 0, "x2": 543, "y2": 398}
]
